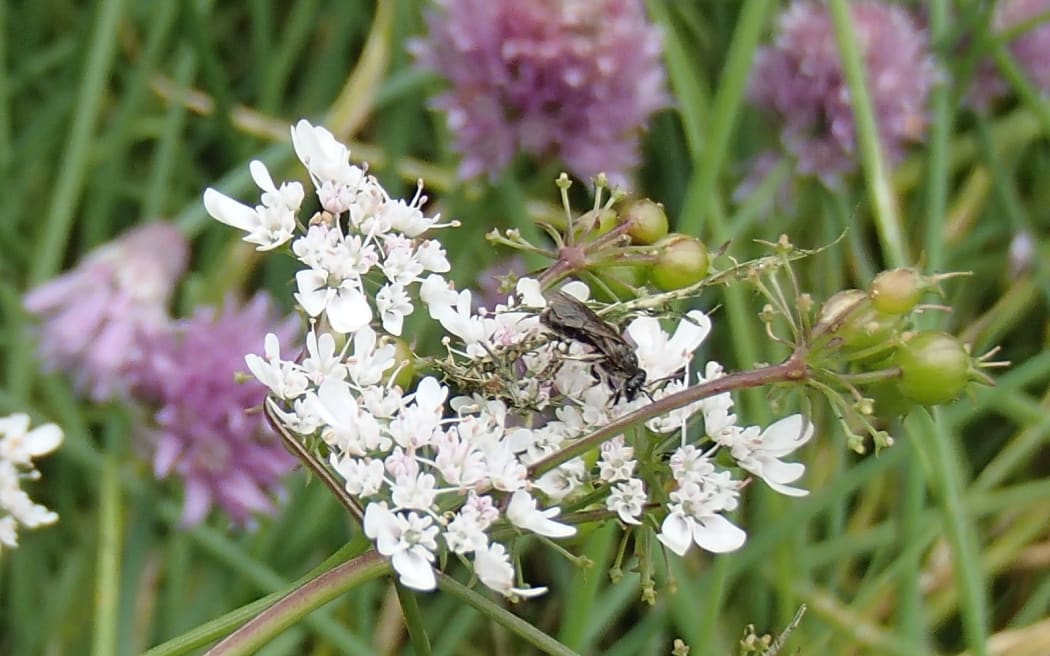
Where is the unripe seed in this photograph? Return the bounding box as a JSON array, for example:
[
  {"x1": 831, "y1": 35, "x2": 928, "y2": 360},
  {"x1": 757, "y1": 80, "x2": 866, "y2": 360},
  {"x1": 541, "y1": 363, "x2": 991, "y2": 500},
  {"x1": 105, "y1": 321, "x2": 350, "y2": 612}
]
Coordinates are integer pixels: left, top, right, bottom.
[
  {"x1": 649, "y1": 234, "x2": 709, "y2": 291},
  {"x1": 575, "y1": 207, "x2": 618, "y2": 240},
  {"x1": 870, "y1": 267, "x2": 924, "y2": 315},
  {"x1": 896, "y1": 331, "x2": 970, "y2": 406},
  {"x1": 622, "y1": 199, "x2": 669, "y2": 245}
]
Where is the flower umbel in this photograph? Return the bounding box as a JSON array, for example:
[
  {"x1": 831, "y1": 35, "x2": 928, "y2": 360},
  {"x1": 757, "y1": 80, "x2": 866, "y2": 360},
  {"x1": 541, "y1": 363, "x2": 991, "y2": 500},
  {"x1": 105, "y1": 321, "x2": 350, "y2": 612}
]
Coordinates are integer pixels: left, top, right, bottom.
[
  {"x1": 968, "y1": 0, "x2": 1050, "y2": 108},
  {"x1": 137, "y1": 294, "x2": 301, "y2": 527},
  {"x1": 203, "y1": 119, "x2": 816, "y2": 599},
  {"x1": 411, "y1": 0, "x2": 669, "y2": 186},
  {"x1": 23, "y1": 223, "x2": 189, "y2": 401},
  {"x1": 747, "y1": 0, "x2": 937, "y2": 188}
]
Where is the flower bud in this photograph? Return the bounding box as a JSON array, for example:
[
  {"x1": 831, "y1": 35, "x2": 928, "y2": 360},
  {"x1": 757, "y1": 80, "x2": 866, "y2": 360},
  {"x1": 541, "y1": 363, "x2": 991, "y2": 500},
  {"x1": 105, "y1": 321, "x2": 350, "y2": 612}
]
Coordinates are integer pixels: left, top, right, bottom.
[
  {"x1": 622, "y1": 199, "x2": 669, "y2": 245},
  {"x1": 895, "y1": 331, "x2": 970, "y2": 406},
  {"x1": 649, "y1": 234, "x2": 709, "y2": 291}
]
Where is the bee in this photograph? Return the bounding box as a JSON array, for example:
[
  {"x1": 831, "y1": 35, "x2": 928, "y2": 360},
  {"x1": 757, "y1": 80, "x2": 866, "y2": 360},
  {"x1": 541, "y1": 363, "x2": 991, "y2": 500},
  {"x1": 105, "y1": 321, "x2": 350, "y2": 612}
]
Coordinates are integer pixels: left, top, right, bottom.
[{"x1": 540, "y1": 289, "x2": 647, "y2": 403}]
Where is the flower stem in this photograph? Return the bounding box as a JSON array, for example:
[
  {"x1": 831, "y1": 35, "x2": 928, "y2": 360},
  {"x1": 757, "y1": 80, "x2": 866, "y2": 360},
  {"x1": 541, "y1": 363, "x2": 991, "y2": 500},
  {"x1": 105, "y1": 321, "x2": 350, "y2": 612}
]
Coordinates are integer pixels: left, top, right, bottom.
[
  {"x1": 203, "y1": 552, "x2": 389, "y2": 656},
  {"x1": 530, "y1": 352, "x2": 810, "y2": 477},
  {"x1": 264, "y1": 399, "x2": 364, "y2": 523}
]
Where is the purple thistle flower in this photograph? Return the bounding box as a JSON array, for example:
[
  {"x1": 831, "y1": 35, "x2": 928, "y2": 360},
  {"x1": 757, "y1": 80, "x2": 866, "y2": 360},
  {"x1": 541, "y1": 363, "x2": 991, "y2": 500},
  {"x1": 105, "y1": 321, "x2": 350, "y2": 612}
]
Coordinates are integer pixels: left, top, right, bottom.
[
  {"x1": 748, "y1": 0, "x2": 938, "y2": 188},
  {"x1": 23, "y1": 223, "x2": 189, "y2": 402},
  {"x1": 411, "y1": 0, "x2": 669, "y2": 187},
  {"x1": 139, "y1": 295, "x2": 301, "y2": 527},
  {"x1": 969, "y1": 0, "x2": 1050, "y2": 109}
]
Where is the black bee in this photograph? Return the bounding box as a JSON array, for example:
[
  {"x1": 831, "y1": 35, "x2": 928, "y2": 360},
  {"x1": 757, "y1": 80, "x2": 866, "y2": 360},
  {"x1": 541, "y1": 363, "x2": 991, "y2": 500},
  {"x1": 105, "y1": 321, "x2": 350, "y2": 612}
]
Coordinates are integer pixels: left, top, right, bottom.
[{"x1": 540, "y1": 290, "x2": 647, "y2": 403}]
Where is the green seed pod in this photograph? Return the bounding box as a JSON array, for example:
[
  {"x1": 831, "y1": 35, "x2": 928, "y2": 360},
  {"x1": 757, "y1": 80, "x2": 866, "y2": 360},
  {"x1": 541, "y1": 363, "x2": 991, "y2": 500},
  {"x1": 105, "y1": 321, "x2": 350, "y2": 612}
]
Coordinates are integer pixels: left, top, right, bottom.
[
  {"x1": 648, "y1": 234, "x2": 709, "y2": 291},
  {"x1": 575, "y1": 207, "x2": 618, "y2": 240},
  {"x1": 622, "y1": 199, "x2": 669, "y2": 245},
  {"x1": 895, "y1": 331, "x2": 970, "y2": 406},
  {"x1": 870, "y1": 267, "x2": 925, "y2": 316},
  {"x1": 815, "y1": 289, "x2": 867, "y2": 331}
]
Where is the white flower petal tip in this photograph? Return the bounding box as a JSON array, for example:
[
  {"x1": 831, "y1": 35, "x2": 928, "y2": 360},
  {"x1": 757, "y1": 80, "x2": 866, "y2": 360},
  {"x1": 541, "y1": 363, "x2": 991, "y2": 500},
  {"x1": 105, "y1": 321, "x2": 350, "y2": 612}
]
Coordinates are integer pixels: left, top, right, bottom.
[
  {"x1": 203, "y1": 188, "x2": 255, "y2": 232},
  {"x1": 506, "y1": 491, "x2": 576, "y2": 539}
]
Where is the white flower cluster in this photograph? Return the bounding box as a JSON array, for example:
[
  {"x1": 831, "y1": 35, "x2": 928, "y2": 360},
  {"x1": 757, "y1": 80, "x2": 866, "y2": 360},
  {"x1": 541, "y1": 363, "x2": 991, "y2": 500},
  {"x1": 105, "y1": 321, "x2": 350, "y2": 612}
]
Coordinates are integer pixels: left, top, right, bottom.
[
  {"x1": 204, "y1": 120, "x2": 814, "y2": 597},
  {"x1": 0, "y1": 413, "x2": 64, "y2": 551}
]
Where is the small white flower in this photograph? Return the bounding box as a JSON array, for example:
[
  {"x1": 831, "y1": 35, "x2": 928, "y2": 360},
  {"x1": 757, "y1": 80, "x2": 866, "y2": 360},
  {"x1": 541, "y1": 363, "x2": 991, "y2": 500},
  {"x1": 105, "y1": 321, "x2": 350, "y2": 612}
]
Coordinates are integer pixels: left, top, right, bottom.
[
  {"x1": 473, "y1": 542, "x2": 548, "y2": 599},
  {"x1": 657, "y1": 469, "x2": 746, "y2": 555},
  {"x1": 606, "y1": 478, "x2": 647, "y2": 525},
  {"x1": 313, "y1": 378, "x2": 388, "y2": 455},
  {"x1": 245, "y1": 333, "x2": 310, "y2": 400},
  {"x1": 294, "y1": 268, "x2": 373, "y2": 334},
  {"x1": 380, "y1": 183, "x2": 439, "y2": 237},
  {"x1": 728, "y1": 414, "x2": 814, "y2": 497},
  {"x1": 364, "y1": 502, "x2": 439, "y2": 591},
  {"x1": 346, "y1": 327, "x2": 397, "y2": 387},
  {"x1": 332, "y1": 456, "x2": 386, "y2": 497},
  {"x1": 381, "y1": 236, "x2": 426, "y2": 285},
  {"x1": 391, "y1": 472, "x2": 438, "y2": 511},
  {"x1": 0, "y1": 414, "x2": 63, "y2": 465},
  {"x1": 202, "y1": 161, "x2": 302, "y2": 250},
  {"x1": 533, "y1": 458, "x2": 587, "y2": 501},
  {"x1": 415, "y1": 240, "x2": 451, "y2": 273},
  {"x1": 627, "y1": 310, "x2": 711, "y2": 381},
  {"x1": 290, "y1": 120, "x2": 366, "y2": 215},
  {"x1": 506, "y1": 490, "x2": 576, "y2": 538},
  {"x1": 432, "y1": 429, "x2": 487, "y2": 488},
  {"x1": 292, "y1": 224, "x2": 341, "y2": 270},
  {"x1": 443, "y1": 507, "x2": 488, "y2": 554},
  {"x1": 597, "y1": 436, "x2": 636, "y2": 483},
  {"x1": 267, "y1": 396, "x2": 324, "y2": 436},
  {"x1": 657, "y1": 504, "x2": 746, "y2": 556},
  {"x1": 376, "y1": 283, "x2": 413, "y2": 336},
  {"x1": 301, "y1": 330, "x2": 348, "y2": 386}
]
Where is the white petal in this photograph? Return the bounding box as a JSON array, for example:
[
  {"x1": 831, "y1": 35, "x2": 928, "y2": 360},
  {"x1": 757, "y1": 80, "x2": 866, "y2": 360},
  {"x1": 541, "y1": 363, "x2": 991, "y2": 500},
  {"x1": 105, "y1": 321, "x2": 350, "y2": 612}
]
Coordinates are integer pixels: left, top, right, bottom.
[
  {"x1": 249, "y1": 160, "x2": 277, "y2": 194},
  {"x1": 656, "y1": 512, "x2": 692, "y2": 556},
  {"x1": 560, "y1": 280, "x2": 590, "y2": 301},
  {"x1": 690, "y1": 514, "x2": 746, "y2": 553},
  {"x1": 294, "y1": 269, "x2": 330, "y2": 317},
  {"x1": 761, "y1": 414, "x2": 814, "y2": 454},
  {"x1": 506, "y1": 491, "x2": 576, "y2": 538},
  {"x1": 516, "y1": 278, "x2": 546, "y2": 308},
  {"x1": 327, "y1": 286, "x2": 373, "y2": 334},
  {"x1": 363, "y1": 503, "x2": 400, "y2": 554},
  {"x1": 669, "y1": 311, "x2": 712, "y2": 353},
  {"x1": 203, "y1": 188, "x2": 259, "y2": 232},
  {"x1": 763, "y1": 479, "x2": 810, "y2": 497},
  {"x1": 391, "y1": 549, "x2": 437, "y2": 591},
  {"x1": 23, "y1": 424, "x2": 63, "y2": 456}
]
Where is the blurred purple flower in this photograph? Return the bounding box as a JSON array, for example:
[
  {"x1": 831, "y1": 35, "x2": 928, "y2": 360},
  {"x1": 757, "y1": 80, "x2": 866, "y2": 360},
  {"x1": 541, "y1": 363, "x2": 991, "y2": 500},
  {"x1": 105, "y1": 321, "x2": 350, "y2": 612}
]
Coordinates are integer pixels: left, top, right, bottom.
[
  {"x1": 140, "y1": 295, "x2": 301, "y2": 527},
  {"x1": 411, "y1": 0, "x2": 669, "y2": 187},
  {"x1": 23, "y1": 223, "x2": 189, "y2": 402},
  {"x1": 968, "y1": 0, "x2": 1050, "y2": 109},
  {"x1": 748, "y1": 0, "x2": 937, "y2": 188}
]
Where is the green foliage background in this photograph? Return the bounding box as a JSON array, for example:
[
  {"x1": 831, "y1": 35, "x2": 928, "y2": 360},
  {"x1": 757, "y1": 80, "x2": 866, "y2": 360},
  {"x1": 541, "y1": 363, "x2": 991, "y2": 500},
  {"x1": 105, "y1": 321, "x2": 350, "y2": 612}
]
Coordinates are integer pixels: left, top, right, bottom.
[{"x1": 1, "y1": 1, "x2": 1048, "y2": 655}]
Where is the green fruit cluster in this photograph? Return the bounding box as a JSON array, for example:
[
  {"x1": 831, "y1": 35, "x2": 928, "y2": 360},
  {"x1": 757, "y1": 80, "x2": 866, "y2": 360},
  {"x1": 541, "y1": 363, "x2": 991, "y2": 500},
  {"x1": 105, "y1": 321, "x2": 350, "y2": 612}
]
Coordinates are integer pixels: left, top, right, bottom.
[{"x1": 814, "y1": 268, "x2": 978, "y2": 413}]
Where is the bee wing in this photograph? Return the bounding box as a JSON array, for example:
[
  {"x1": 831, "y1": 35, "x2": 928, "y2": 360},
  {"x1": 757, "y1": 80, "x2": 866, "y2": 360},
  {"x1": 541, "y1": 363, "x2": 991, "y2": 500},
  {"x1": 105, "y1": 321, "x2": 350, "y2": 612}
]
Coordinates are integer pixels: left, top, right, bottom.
[{"x1": 542, "y1": 290, "x2": 623, "y2": 341}]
